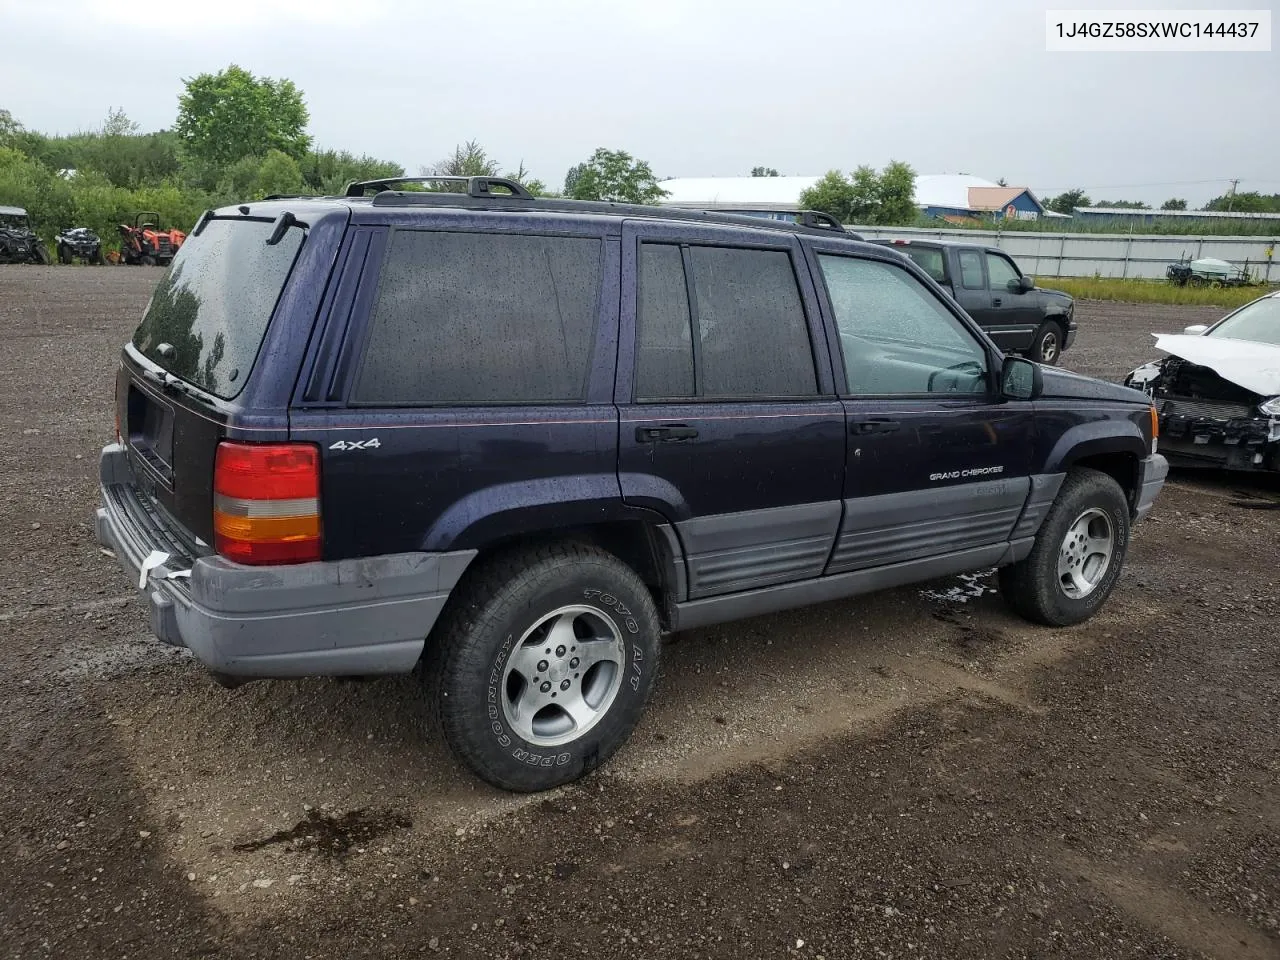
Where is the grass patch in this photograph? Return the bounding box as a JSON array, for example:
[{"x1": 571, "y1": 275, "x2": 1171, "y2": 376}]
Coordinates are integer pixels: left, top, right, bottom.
[{"x1": 1031, "y1": 276, "x2": 1274, "y2": 309}]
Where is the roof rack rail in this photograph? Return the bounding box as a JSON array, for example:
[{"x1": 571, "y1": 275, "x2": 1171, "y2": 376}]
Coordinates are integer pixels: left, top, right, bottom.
[
  {"x1": 795, "y1": 210, "x2": 847, "y2": 232},
  {"x1": 702, "y1": 208, "x2": 857, "y2": 237},
  {"x1": 343, "y1": 175, "x2": 533, "y2": 200},
  {"x1": 355, "y1": 191, "x2": 867, "y2": 241}
]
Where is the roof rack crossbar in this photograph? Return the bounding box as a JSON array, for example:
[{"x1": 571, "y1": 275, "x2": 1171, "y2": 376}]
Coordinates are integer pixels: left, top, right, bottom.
[{"x1": 343, "y1": 175, "x2": 533, "y2": 200}]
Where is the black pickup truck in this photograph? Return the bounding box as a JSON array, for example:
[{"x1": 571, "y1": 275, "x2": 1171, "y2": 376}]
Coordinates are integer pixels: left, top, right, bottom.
[{"x1": 871, "y1": 238, "x2": 1076, "y2": 364}]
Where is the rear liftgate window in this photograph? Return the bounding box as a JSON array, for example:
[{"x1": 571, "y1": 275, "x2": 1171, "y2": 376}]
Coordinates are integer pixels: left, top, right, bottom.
[
  {"x1": 132, "y1": 218, "x2": 304, "y2": 400},
  {"x1": 354, "y1": 231, "x2": 603, "y2": 404}
]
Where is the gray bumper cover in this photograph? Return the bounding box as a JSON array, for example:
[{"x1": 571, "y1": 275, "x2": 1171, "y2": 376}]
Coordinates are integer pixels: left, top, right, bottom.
[
  {"x1": 1134, "y1": 453, "x2": 1169, "y2": 523},
  {"x1": 95, "y1": 444, "x2": 475, "y2": 678}
]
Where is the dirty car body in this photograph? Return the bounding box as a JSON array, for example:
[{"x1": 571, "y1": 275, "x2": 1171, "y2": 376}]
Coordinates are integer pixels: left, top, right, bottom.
[
  {"x1": 94, "y1": 179, "x2": 1167, "y2": 792},
  {"x1": 1125, "y1": 291, "x2": 1280, "y2": 472}
]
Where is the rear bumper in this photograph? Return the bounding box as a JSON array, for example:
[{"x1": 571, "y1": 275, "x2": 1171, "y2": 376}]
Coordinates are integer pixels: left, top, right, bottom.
[
  {"x1": 1133, "y1": 453, "x2": 1169, "y2": 523},
  {"x1": 95, "y1": 443, "x2": 475, "y2": 678}
]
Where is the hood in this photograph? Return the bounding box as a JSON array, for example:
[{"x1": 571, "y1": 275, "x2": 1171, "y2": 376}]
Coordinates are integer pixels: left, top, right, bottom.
[
  {"x1": 1036, "y1": 286, "x2": 1072, "y2": 302},
  {"x1": 1039, "y1": 365, "x2": 1150, "y2": 404},
  {"x1": 1154, "y1": 334, "x2": 1280, "y2": 396}
]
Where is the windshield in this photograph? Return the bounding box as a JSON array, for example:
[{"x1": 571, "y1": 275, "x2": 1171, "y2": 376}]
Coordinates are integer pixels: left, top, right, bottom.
[
  {"x1": 132, "y1": 218, "x2": 303, "y2": 399},
  {"x1": 1209, "y1": 295, "x2": 1280, "y2": 346}
]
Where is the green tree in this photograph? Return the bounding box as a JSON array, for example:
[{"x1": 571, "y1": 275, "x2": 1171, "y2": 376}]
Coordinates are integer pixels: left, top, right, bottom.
[
  {"x1": 504, "y1": 159, "x2": 549, "y2": 196},
  {"x1": 175, "y1": 65, "x2": 311, "y2": 172},
  {"x1": 751, "y1": 166, "x2": 780, "y2": 177},
  {"x1": 0, "y1": 109, "x2": 23, "y2": 147},
  {"x1": 214, "y1": 150, "x2": 306, "y2": 202},
  {"x1": 1160, "y1": 198, "x2": 1187, "y2": 211},
  {"x1": 798, "y1": 161, "x2": 915, "y2": 225},
  {"x1": 1046, "y1": 189, "x2": 1090, "y2": 214},
  {"x1": 567, "y1": 148, "x2": 666, "y2": 204},
  {"x1": 301, "y1": 149, "x2": 402, "y2": 195},
  {"x1": 428, "y1": 139, "x2": 500, "y2": 178},
  {"x1": 563, "y1": 162, "x2": 587, "y2": 196},
  {"x1": 254, "y1": 150, "x2": 305, "y2": 197},
  {"x1": 799, "y1": 170, "x2": 857, "y2": 222},
  {"x1": 876, "y1": 160, "x2": 917, "y2": 224},
  {"x1": 1204, "y1": 191, "x2": 1280, "y2": 213},
  {"x1": 102, "y1": 107, "x2": 140, "y2": 138},
  {"x1": 1095, "y1": 199, "x2": 1149, "y2": 209}
]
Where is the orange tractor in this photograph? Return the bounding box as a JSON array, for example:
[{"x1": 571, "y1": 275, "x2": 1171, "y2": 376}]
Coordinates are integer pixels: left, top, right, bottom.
[{"x1": 118, "y1": 212, "x2": 186, "y2": 266}]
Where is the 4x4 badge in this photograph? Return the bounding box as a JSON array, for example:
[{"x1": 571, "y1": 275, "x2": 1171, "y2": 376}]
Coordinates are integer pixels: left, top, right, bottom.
[{"x1": 328, "y1": 438, "x2": 381, "y2": 452}]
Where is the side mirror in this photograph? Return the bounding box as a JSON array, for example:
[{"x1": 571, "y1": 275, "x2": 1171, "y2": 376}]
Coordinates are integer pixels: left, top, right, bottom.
[
  {"x1": 1012, "y1": 275, "x2": 1035, "y2": 293},
  {"x1": 1001, "y1": 355, "x2": 1042, "y2": 400},
  {"x1": 1182, "y1": 324, "x2": 1209, "y2": 336}
]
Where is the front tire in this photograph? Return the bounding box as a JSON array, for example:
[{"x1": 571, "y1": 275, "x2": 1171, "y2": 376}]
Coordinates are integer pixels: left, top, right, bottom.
[
  {"x1": 57, "y1": 244, "x2": 71, "y2": 264},
  {"x1": 140, "y1": 255, "x2": 156, "y2": 267},
  {"x1": 33, "y1": 243, "x2": 51, "y2": 265},
  {"x1": 999, "y1": 468, "x2": 1131, "y2": 626},
  {"x1": 430, "y1": 542, "x2": 661, "y2": 792},
  {"x1": 1029, "y1": 320, "x2": 1064, "y2": 365}
]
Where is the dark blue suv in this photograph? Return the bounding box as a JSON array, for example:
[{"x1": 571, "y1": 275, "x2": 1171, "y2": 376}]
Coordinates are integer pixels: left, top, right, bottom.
[{"x1": 96, "y1": 176, "x2": 1168, "y2": 792}]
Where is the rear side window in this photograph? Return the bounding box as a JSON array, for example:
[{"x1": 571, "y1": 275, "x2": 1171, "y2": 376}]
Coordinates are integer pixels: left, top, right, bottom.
[
  {"x1": 957, "y1": 250, "x2": 985, "y2": 289},
  {"x1": 354, "y1": 231, "x2": 602, "y2": 404},
  {"x1": 898, "y1": 246, "x2": 947, "y2": 283},
  {"x1": 634, "y1": 243, "x2": 817, "y2": 399},
  {"x1": 132, "y1": 218, "x2": 303, "y2": 399}
]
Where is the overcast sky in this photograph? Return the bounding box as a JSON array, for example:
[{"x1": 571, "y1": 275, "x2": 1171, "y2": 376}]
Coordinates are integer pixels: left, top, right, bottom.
[{"x1": 1, "y1": 0, "x2": 1275, "y2": 206}]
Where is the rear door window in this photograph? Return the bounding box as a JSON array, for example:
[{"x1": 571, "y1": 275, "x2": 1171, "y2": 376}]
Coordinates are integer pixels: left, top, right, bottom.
[
  {"x1": 688, "y1": 246, "x2": 817, "y2": 397},
  {"x1": 132, "y1": 218, "x2": 304, "y2": 399},
  {"x1": 353, "y1": 231, "x2": 603, "y2": 404},
  {"x1": 957, "y1": 250, "x2": 986, "y2": 290},
  {"x1": 899, "y1": 246, "x2": 947, "y2": 283},
  {"x1": 634, "y1": 243, "x2": 818, "y2": 400}
]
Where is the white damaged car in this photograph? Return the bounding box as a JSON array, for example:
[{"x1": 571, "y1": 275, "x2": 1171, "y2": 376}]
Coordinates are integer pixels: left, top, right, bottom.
[{"x1": 1125, "y1": 290, "x2": 1280, "y2": 473}]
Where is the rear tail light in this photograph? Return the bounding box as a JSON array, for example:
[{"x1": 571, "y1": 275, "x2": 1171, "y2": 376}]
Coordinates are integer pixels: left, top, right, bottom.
[{"x1": 213, "y1": 442, "x2": 321, "y2": 565}]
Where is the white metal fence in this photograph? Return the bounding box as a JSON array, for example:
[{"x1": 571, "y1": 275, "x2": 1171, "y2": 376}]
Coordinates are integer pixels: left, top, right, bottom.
[{"x1": 848, "y1": 225, "x2": 1279, "y2": 282}]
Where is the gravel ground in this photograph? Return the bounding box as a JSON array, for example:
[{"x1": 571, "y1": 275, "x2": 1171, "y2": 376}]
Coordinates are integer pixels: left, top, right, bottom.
[{"x1": 1, "y1": 267, "x2": 1276, "y2": 960}]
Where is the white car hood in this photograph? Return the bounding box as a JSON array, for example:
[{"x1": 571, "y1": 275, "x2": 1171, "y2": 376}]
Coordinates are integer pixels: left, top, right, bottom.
[{"x1": 1154, "y1": 334, "x2": 1280, "y2": 396}]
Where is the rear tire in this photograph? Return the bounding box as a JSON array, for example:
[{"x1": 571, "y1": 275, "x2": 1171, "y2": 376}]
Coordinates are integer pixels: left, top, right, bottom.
[
  {"x1": 140, "y1": 255, "x2": 156, "y2": 267},
  {"x1": 430, "y1": 542, "x2": 661, "y2": 792},
  {"x1": 1029, "y1": 321, "x2": 1063, "y2": 365},
  {"x1": 57, "y1": 244, "x2": 71, "y2": 265},
  {"x1": 91, "y1": 247, "x2": 104, "y2": 265},
  {"x1": 999, "y1": 468, "x2": 1130, "y2": 627}
]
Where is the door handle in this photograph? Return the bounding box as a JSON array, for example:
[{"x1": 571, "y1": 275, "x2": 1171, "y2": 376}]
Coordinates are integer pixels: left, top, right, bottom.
[
  {"x1": 850, "y1": 419, "x2": 900, "y2": 435},
  {"x1": 635, "y1": 424, "x2": 699, "y2": 443},
  {"x1": 992, "y1": 297, "x2": 1003, "y2": 307}
]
